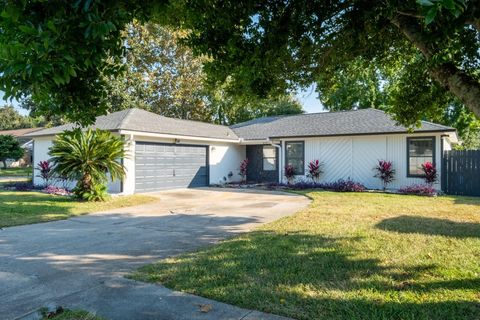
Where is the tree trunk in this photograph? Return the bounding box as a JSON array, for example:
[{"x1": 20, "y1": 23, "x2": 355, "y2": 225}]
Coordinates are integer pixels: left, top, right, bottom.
[
  {"x1": 2, "y1": 159, "x2": 6, "y2": 169},
  {"x1": 391, "y1": 16, "x2": 480, "y2": 118}
]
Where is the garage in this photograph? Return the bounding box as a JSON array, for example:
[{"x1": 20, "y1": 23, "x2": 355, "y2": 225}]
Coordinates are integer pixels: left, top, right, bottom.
[{"x1": 135, "y1": 142, "x2": 209, "y2": 192}]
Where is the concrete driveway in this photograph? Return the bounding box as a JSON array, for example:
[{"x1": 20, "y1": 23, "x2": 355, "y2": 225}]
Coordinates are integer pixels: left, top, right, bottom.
[{"x1": 0, "y1": 188, "x2": 310, "y2": 320}]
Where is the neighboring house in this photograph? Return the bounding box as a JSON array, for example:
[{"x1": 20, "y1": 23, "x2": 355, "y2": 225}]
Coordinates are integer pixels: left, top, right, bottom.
[
  {"x1": 25, "y1": 108, "x2": 457, "y2": 193},
  {"x1": 0, "y1": 127, "x2": 43, "y2": 167}
]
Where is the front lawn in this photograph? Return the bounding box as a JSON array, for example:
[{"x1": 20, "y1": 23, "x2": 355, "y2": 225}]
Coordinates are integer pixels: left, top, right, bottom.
[
  {"x1": 132, "y1": 192, "x2": 480, "y2": 320},
  {"x1": 0, "y1": 189, "x2": 157, "y2": 228},
  {"x1": 0, "y1": 166, "x2": 32, "y2": 176}
]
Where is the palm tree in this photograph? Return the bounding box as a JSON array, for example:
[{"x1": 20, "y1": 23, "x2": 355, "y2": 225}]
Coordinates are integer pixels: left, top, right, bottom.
[{"x1": 49, "y1": 128, "x2": 125, "y2": 200}]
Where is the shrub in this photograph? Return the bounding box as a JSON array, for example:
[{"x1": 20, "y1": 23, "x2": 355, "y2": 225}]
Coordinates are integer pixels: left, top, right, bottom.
[
  {"x1": 49, "y1": 129, "x2": 125, "y2": 201},
  {"x1": 35, "y1": 160, "x2": 53, "y2": 186},
  {"x1": 0, "y1": 134, "x2": 24, "y2": 169},
  {"x1": 319, "y1": 178, "x2": 366, "y2": 192},
  {"x1": 77, "y1": 183, "x2": 108, "y2": 201},
  {"x1": 307, "y1": 160, "x2": 323, "y2": 183},
  {"x1": 373, "y1": 160, "x2": 395, "y2": 190},
  {"x1": 284, "y1": 164, "x2": 296, "y2": 184},
  {"x1": 399, "y1": 184, "x2": 436, "y2": 196},
  {"x1": 239, "y1": 159, "x2": 249, "y2": 182},
  {"x1": 268, "y1": 178, "x2": 366, "y2": 192},
  {"x1": 3, "y1": 181, "x2": 35, "y2": 191},
  {"x1": 421, "y1": 162, "x2": 438, "y2": 185}
]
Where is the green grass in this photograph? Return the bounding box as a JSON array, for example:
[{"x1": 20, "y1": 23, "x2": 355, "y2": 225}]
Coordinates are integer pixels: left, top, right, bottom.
[
  {"x1": 0, "y1": 188, "x2": 157, "y2": 228},
  {"x1": 132, "y1": 191, "x2": 480, "y2": 320},
  {"x1": 0, "y1": 166, "x2": 32, "y2": 176}
]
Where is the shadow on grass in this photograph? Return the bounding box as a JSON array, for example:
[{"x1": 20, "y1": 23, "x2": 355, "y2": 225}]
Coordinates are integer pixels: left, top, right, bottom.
[
  {"x1": 135, "y1": 231, "x2": 480, "y2": 320},
  {"x1": 451, "y1": 195, "x2": 480, "y2": 206},
  {"x1": 376, "y1": 215, "x2": 480, "y2": 238}
]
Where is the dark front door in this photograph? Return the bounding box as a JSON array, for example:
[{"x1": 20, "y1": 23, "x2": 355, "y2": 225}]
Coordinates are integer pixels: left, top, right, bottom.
[
  {"x1": 246, "y1": 145, "x2": 279, "y2": 183},
  {"x1": 135, "y1": 142, "x2": 208, "y2": 192}
]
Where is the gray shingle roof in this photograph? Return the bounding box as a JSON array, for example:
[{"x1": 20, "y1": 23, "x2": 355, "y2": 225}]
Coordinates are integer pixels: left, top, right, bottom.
[
  {"x1": 25, "y1": 108, "x2": 239, "y2": 140},
  {"x1": 26, "y1": 108, "x2": 455, "y2": 141},
  {"x1": 230, "y1": 108, "x2": 455, "y2": 140}
]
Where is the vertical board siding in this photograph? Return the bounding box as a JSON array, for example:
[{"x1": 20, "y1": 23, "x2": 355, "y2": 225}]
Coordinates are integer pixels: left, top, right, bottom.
[
  {"x1": 443, "y1": 150, "x2": 480, "y2": 196},
  {"x1": 286, "y1": 133, "x2": 445, "y2": 190}
]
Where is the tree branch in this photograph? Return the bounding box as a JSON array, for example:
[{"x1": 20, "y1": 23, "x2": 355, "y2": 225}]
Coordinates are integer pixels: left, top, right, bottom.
[
  {"x1": 391, "y1": 15, "x2": 480, "y2": 118},
  {"x1": 396, "y1": 10, "x2": 423, "y2": 20}
]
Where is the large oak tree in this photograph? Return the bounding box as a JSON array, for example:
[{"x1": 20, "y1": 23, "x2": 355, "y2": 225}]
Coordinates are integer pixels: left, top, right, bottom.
[{"x1": 0, "y1": 0, "x2": 478, "y2": 125}]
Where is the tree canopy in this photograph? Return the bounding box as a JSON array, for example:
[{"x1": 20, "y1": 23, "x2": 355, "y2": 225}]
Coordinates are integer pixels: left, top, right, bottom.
[
  {"x1": 0, "y1": 0, "x2": 478, "y2": 126},
  {"x1": 0, "y1": 105, "x2": 31, "y2": 130},
  {"x1": 0, "y1": 134, "x2": 24, "y2": 168},
  {"x1": 95, "y1": 21, "x2": 304, "y2": 124}
]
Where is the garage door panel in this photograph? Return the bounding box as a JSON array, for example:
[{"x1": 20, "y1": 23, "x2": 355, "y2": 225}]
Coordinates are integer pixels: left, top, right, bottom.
[{"x1": 135, "y1": 142, "x2": 208, "y2": 192}]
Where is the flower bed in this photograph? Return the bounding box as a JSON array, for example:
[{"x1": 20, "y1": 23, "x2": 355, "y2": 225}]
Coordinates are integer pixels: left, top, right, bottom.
[
  {"x1": 399, "y1": 184, "x2": 437, "y2": 196},
  {"x1": 42, "y1": 185, "x2": 73, "y2": 196}
]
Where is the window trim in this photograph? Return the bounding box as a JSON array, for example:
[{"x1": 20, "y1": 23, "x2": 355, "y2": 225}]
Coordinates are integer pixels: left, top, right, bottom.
[
  {"x1": 406, "y1": 136, "x2": 436, "y2": 178},
  {"x1": 262, "y1": 145, "x2": 277, "y2": 171},
  {"x1": 285, "y1": 141, "x2": 305, "y2": 175}
]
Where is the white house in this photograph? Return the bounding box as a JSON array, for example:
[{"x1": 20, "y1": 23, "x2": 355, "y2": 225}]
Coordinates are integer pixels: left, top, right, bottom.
[{"x1": 25, "y1": 108, "x2": 457, "y2": 193}]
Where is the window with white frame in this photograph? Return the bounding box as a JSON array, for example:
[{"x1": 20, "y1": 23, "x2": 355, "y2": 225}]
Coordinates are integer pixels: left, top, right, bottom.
[
  {"x1": 262, "y1": 145, "x2": 276, "y2": 171},
  {"x1": 407, "y1": 137, "x2": 435, "y2": 176}
]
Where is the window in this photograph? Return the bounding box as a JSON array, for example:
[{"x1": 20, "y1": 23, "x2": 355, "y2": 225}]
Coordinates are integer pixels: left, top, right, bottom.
[
  {"x1": 262, "y1": 146, "x2": 276, "y2": 171},
  {"x1": 285, "y1": 141, "x2": 304, "y2": 175},
  {"x1": 407, "y1": 137, "x2": 435, "y2": 176}
]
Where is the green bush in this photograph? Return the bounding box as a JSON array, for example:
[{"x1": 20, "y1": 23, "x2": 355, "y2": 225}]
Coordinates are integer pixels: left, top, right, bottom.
[{"x1": 49, "y1": 129, "x2": 125, "y2": 201}]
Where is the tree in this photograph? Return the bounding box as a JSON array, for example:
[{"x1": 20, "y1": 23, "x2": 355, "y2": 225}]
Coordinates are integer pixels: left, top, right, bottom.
[
  {"x1": 0, "y1": 105, "x2": 31, "y2": 130},
  {"x1": 49, "y1": 129, "x2": 125, "y2": 201},
  {"x1": 0, "y1": 1, "x2": 146, "y2": 125},
  {"x1": 209, "y1": 93, "x2": 304, "y2": 125},
  {"x1": 1, "y1": 1, "x2": 478, "y2": 125},
  {"x1": 102, "y1": 21, "x2": 304, "y2": 124},
  {"x1": 104, "y1": 21, "x2": 213, "y2": 122},
  {"x1": 0, "y1": 135, "x2": 24, "y2": 169},
  {"x1": 155, "y1": 0, "x2": 480, "y2": 124}
]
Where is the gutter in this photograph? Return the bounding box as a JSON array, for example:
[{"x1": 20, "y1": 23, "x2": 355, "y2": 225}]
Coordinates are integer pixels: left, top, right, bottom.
[{"x1": 118, "y1": 130, "x2": 241, "y2": 143}]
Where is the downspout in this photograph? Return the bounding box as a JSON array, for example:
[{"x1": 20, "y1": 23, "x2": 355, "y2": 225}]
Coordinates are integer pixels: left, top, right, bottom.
[{"x1": 267, "y1": 138, "x2": 282, "y2": 183}]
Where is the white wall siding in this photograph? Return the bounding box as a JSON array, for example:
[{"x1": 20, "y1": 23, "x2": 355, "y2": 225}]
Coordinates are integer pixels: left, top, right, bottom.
[
  {"x1": 282, "y1": 133, "x2": 447, "y2": 190},
  {"x1": 32, "y1": 136, "x2": 122, "y2": 193},
  {"x1": 209, "y1": 143, "x2": 245, "y2": 185},
  {"x1": 308, "y1": 137, "x2": 352, "y2": 182},
  {"x1": 32, "y1": 137, "x2": 54, "y2": 187},
  {"x1": 352, "y1": 136, "x2": 387, "y2": 189}
]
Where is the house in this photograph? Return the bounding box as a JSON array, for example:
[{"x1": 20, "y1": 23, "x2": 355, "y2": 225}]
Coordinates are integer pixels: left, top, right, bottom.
[
  {"x1": 0, "y1": 127, "x2": 43, "y2": 167},
  {"x1": 25, "y1": 108, "x2": 457, "y2": 193}
]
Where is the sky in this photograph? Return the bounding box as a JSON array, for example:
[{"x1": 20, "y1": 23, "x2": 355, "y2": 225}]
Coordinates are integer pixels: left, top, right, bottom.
[
  {"x1": 3, "y1": 83, "x2": 325, "y2": 116},
  {"x1": 295, "y1": 83, "x2": 325, "y2": 114}
]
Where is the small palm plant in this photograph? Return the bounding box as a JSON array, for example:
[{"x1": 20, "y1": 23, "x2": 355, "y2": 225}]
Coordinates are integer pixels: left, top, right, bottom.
[{"x1": 49, "y1": 129, "x2": 125, "y2": 201}]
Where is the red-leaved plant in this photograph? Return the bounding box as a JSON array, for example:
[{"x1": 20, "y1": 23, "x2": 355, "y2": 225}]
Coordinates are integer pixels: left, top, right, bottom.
[
  {"x1": 373, "y1": 160, "x2": 395, "y2": 190},
  {"x1": 239, "y1": 159, "x2": 249, "y2": 183},
  {"x1": 421, "y1": 162, "x2": 438, "y2": 185},
  {"x1": 284, "y1": 164, "x2": 296, "y2": 184},
  {"x1": 307, "y1": 160, "x2": 323, "y2": 184},
  {"x1": 36, "y1": 160, "x2": 53, "y2": 186}
]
